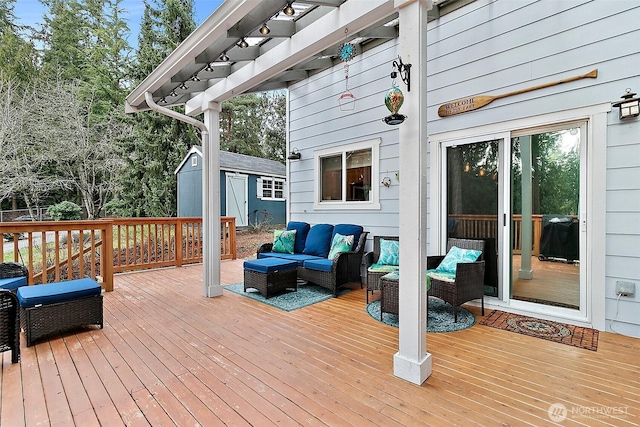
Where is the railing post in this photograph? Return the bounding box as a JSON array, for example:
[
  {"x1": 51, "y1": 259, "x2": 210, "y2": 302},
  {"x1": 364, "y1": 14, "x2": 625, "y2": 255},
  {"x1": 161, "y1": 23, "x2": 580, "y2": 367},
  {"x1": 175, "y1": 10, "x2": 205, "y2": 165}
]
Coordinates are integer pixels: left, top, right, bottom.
[
  {"x1": 229, "y1": 217, "x2": 237, "y2": 260},
  {"x1": 102, "y1": 221, "x2": 114, "y2": 292},
  {"x1": 175, "y1": 218, "x2": 183, "y2": 267}
]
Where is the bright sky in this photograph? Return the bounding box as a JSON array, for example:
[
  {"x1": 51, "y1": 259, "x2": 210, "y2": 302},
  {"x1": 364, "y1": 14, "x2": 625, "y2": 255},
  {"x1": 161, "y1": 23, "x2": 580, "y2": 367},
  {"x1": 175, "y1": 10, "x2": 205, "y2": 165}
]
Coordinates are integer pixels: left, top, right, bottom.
[{"x1": 12, "y1": 0, "x2": 225, "y2": 48}]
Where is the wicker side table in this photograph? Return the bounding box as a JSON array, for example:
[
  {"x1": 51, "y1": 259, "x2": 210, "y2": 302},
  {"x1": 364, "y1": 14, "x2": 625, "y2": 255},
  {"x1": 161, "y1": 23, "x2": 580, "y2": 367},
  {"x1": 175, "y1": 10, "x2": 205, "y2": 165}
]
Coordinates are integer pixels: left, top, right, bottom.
[
  {"x1": 243, "y1": 258, "x2": 298, "y2": 298},
  {"x1": 380, "y1": 271, "x2": 400, "y2": 320}
]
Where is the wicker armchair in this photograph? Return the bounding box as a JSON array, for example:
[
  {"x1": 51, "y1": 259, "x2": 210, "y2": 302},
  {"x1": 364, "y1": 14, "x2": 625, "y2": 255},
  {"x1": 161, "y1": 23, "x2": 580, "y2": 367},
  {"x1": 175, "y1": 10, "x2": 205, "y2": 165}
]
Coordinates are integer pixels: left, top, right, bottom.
[
  {"x1": 427, "y1": 238, "x2": 485, "y2": 322},
  {"x1": 0, "y1": 262, "x2": 29, "y2": 292},
  {"x1": 0, "y1": 290, "x2": 20, "y2": 363},
  {"x1": 364, "y1": 236, "x2": 399, "y2": 303}
]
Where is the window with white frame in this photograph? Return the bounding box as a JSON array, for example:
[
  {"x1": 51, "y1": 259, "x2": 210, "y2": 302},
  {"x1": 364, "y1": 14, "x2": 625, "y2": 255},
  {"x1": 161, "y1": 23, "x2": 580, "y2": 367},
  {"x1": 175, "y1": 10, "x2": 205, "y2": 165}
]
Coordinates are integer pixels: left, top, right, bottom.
[
  {"x1": 257, "y1": 177, "x2": 285, "y2": 200},
  {"x1": 191, "y1": 155, "x2": 198, "y2": 167},
  {"x1": 314, "y1": 138, "x2": 380, "y2": 209}
]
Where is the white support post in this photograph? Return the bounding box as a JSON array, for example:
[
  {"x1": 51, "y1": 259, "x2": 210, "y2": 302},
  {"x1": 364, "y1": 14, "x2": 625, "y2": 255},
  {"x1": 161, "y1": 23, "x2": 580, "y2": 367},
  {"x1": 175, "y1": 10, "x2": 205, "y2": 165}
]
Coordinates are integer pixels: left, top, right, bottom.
[
  {"x1": 393, "y1": 0, "x2": 432, "y2": 385},
  {"x1": 519, "y1": 135, "x2": 533, "y2": 279},
  {"x1": 202, "y1": 103, "x2": 223, "y2": 297}
]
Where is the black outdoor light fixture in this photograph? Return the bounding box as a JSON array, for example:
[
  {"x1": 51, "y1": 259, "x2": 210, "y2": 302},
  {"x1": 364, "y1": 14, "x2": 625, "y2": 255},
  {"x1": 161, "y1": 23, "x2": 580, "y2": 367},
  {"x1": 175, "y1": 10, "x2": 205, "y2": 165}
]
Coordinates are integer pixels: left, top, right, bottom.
[
  {"x1": 612, "y1": 88, "x2": 640, "y2": 120},
  {"x1": 237, "y1": 38, "x2": 249, "y2": 48},
  {"x1": 219, "y1": 51, "x2": 229, "y2": 62},
  {"x1": 259, "y1": 22, "x2": 270, "y2": 35},
  {"x1": 283, "y1": 2, "x2": 295, "y2": 16},
  {"x1": 287, "y1": 147, "x2": 301, "y2": 160}
]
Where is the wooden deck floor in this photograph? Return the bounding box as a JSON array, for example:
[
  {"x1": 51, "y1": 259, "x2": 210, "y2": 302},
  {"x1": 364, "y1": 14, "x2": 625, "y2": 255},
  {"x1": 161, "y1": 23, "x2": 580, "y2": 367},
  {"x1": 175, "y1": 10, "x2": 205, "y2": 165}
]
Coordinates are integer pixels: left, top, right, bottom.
[{"x1": 1, "y1": 261, "x2": 638, "y2": 426}]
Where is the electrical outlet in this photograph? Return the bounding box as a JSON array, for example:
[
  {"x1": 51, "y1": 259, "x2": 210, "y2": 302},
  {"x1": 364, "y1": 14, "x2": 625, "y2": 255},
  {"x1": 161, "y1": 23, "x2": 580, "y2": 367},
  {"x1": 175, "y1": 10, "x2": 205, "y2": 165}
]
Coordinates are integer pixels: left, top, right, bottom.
[{"x1": 615, "y1": 281, "x2": 636, "y2": 297}]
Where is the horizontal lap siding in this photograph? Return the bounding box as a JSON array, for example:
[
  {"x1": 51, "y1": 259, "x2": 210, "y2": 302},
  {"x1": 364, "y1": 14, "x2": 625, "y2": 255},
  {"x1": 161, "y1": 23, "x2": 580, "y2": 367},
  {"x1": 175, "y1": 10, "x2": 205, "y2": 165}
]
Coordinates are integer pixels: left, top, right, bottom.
[
  {"x1": 288, "y1": 40, "x2": 401, "y2": 247},
  {"x1": 427, "y1": 0, "x2": 640, "y2": 336}
]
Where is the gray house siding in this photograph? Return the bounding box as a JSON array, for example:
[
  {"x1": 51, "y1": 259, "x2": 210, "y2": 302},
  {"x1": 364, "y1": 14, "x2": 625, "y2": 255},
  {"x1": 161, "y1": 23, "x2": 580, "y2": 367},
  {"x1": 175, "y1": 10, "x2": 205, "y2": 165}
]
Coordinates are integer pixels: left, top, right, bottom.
[
  {"x1": 288, "y1": 39, "x2": 402, "y2": 240},
  {"x1": 287, "y1": 0, "x2": 639, "y2": 337},
  {"x1": 424, "y1": 0, "x2": 639, "y2": 337}
]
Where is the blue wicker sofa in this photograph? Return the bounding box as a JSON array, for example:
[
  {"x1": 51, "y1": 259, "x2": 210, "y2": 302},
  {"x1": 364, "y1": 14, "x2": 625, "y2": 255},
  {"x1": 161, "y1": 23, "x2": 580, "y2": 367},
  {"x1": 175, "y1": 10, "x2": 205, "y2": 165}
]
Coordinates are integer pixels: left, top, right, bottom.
[{"x1": 256, "y1": 222, "x2": 368, "y2": 297}]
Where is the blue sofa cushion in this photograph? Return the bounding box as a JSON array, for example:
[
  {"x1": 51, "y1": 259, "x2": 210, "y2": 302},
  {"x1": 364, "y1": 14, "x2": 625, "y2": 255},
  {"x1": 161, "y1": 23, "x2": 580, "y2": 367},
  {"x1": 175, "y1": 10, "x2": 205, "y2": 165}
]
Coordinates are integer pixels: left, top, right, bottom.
[
  {"x1": 303, "y1": 224, "x2": 334, "y2": 257},
  {"x1": 287, "y1": 221, "x2": 310, "y2": 254},
  {"x1": 332, "y1": 224, "x2": 363, "y2": 250},
  {"x1": 17, "y1": 278, "x2": 102, "y2": 308},
  {"x1": 258, "y1": 252, "x2": 321, "y2": 266},
  {"x1": 303, "y1": 258, "x2": 333, "y2": 272},
  {"x1": 0, "y1": 276, "x2": 27, "y2": 291},
  {"x1": 244, "y1": 258, "x2": 298, "y2": 274}
]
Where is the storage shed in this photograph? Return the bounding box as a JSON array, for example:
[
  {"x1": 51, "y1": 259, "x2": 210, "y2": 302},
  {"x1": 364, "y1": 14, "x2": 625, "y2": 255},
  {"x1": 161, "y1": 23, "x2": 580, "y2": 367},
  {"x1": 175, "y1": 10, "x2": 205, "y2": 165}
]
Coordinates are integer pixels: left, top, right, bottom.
[{"x1": 175, "y1": 146, "x2": 286, "y2": 227}]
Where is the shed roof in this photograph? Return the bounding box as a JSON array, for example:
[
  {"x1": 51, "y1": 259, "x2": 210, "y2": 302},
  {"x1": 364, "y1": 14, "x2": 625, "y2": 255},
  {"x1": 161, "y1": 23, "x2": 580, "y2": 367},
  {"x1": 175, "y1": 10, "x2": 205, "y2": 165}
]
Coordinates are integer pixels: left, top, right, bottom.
[{"x1": 175, "y1": 146, "x2": 286, "y2": 177}]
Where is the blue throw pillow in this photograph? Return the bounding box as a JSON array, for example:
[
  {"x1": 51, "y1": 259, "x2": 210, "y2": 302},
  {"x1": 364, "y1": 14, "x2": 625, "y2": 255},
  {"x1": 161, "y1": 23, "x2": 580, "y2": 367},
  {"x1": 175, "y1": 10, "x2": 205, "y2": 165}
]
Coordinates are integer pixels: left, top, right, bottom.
[
  {"x1": 435, "y1": 246, "x2": 482, "y2": 274},
  {"x1": 287, "y1": 221, "x2": 310, "y2": 253},
  {"x1": 378, "y1": 238, "x2": 399, "y2": 266},
  {"x1": 273, "y1": 229, "x2": 296, "y2": 254},
  {"x1": 303, "y1": 224, "x2": 334, "y2": 257},
  {"x1": 332, "y1": 224, "x2": 363, "y2": 250},
  {"x1": 327, "y1": 233, "x2": 354, "y2": 259}
]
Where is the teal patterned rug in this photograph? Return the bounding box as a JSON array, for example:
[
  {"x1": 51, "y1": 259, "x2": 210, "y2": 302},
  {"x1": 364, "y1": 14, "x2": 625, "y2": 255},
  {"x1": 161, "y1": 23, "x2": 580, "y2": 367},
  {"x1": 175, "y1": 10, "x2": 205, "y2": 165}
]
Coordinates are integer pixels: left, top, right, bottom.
[
  {"x1": 225, "y1": 282, "x2": 349, "y2": 311},
  {"x1": 366, "y1": 297, "x2": 476, "y2": 332}
]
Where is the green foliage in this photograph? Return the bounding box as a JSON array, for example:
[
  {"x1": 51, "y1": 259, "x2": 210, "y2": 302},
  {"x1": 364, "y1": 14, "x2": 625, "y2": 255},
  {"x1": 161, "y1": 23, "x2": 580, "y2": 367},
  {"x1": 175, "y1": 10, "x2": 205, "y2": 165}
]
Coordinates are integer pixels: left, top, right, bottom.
[{"x1": 47, "y1": 201, "x2": 83, "y2": 220}]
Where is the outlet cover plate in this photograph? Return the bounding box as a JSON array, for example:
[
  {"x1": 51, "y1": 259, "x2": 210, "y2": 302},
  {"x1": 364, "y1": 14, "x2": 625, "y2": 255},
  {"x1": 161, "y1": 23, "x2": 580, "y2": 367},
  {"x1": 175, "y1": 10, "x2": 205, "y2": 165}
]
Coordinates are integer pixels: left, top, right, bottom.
[{"x1": 616, "y1": 281, "x2": 636, "y2": 296}]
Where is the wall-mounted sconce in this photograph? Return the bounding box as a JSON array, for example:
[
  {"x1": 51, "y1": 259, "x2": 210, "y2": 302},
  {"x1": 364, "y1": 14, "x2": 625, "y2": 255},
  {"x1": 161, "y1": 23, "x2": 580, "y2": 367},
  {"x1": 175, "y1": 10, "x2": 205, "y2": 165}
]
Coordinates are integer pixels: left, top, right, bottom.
[
  {"x1": 612, "y1": 88, "x2": 640, "y2": 120},
  {"x1": 382, "y1": 56, "x2": 412, "y2": 125},
  {"x1": 381, "y1": 176, "x2": 392, "y2": 187},
  {"x1": 287, "y1": 147, "x2": 301, "y2": 160}
]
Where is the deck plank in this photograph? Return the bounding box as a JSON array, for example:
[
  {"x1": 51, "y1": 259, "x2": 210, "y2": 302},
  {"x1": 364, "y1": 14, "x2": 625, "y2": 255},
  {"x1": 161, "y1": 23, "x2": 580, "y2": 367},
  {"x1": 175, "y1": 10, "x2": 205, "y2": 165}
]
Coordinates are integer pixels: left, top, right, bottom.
[{"x1": 1, "y1": 261, "x2": 638, "y2": 426}]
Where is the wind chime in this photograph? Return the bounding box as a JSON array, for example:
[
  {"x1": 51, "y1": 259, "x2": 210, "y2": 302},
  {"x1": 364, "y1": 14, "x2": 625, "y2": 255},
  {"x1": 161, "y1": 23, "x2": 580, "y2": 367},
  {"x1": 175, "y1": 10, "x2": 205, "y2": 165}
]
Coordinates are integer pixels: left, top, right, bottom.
[{"x1": 338, "y1": 28, "x2": 357, "y2": 111}]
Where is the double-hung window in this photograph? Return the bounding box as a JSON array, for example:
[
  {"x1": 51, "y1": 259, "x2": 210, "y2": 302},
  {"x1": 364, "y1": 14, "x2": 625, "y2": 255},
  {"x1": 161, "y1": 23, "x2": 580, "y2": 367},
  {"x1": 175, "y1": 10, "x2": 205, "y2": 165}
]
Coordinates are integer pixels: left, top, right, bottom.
[{"x1": 314, "y1": 138, "x2": 380, "y2": 210}]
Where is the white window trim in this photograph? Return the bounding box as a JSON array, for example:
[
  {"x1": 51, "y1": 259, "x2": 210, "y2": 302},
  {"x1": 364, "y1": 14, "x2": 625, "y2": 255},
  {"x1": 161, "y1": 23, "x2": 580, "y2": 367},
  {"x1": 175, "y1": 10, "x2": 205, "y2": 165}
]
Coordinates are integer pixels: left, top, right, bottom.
[
  {"x1": 428, "y1": 103, "x2": 609, "y2": 330},
  {"x1": 191, "y1": 155, "x2": 198, "y2": 167},
  {"x1": 313, "y1": 138, "x2": 381, "y2": 210},
  {"x1": 257, "y1": 176, "x2": 286, "y2": 201}
]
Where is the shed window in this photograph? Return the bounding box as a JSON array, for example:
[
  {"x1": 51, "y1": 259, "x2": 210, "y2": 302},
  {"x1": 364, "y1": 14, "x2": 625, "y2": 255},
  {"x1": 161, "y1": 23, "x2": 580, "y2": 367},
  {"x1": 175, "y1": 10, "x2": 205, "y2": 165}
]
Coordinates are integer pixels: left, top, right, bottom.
[
  {"x1": 257, "y1": 177, "x2": 285, "y2": 200},
  {"x1": 191, "y1": 155, "x2": 198, "y2": 167}
]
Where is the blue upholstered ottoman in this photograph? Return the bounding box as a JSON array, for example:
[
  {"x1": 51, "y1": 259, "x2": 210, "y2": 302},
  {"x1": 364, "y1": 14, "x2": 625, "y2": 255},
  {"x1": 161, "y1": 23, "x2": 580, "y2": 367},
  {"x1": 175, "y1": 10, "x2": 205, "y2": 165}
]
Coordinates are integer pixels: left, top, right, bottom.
[
  {"x1": 17, "y1": 278, "x2": 103, "y2": 347},
  {"x1": 243, "y1": 258, "x2": 298, "y2": 298}
]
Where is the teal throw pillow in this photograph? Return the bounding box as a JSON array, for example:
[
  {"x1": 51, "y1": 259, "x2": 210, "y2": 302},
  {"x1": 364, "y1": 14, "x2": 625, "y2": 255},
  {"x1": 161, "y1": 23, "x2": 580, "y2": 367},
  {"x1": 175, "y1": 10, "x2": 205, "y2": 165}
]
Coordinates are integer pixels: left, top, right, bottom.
[
  {"x1": 435, "y1": 246, "x2": 482, "y2": 274},
  {"x1": 378, "y1": 238, "x2": 399, "y2": 266},
  {"x1": 327, "y1": 233, "x2": 354, "y2": 259},
  {"x1": 273, "y1": 229, "x2": 296, "y2": 254}
]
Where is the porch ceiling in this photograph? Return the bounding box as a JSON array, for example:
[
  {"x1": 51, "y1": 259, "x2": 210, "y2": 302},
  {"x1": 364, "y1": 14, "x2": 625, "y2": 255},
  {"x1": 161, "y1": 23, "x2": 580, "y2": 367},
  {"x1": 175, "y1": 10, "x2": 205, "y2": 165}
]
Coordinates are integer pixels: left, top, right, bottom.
[{"x1": 125, "y1": 0, "x2": 442, "y2": 116}]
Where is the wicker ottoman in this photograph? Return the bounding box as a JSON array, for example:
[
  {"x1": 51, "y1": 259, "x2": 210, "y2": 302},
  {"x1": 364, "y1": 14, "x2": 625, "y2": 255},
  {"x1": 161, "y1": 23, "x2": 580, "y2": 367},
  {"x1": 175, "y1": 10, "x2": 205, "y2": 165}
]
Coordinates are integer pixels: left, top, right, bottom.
[
  {"x1": 380, "y1": 271, "x2": 400, "y2": 320},
  {"x1": 17, "y1": 278, "x2": 103, "y2": 347},
  {"x1": 243, "y1": 258, "x2": 298, "y2": 298}
]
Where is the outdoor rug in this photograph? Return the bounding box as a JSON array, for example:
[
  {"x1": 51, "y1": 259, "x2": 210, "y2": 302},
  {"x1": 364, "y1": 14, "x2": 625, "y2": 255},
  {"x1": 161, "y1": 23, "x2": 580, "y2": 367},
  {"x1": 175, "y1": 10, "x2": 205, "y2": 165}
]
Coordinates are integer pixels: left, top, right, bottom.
[
  {"x1": 480, "y1": 310, "x2": 598, "y2": 351},
  {"x1": 225, "y1": 282, "x2": 349, "y2": 311},
  {"x1": 366, "y1": 298, "x2": 476, "y2": 333}
]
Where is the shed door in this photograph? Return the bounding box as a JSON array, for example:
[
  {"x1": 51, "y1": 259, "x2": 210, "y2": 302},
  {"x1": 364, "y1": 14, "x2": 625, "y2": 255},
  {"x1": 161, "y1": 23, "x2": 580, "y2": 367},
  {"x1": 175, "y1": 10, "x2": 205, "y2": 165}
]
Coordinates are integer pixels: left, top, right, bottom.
[{"x1": 226, "y1": 174, "x2": 248, "y2": 227}]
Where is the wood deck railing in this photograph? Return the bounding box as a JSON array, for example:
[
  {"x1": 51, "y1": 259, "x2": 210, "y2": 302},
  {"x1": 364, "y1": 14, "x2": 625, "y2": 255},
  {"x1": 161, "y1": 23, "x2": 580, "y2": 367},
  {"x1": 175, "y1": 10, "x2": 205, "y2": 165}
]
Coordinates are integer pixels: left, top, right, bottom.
[
  {"x1": 0, "y1": 217, "x2": 236, "y2": 291},
  {"x1": 449, "y1": 214, "x2": 547, "y2": 255}
]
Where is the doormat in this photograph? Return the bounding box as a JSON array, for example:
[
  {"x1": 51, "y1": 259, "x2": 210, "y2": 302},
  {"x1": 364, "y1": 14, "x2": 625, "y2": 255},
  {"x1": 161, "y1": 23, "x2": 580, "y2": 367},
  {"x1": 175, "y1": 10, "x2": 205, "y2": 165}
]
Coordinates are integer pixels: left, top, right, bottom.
[
  {"x1": 479, "y1": 310, "x2": 598, "y2": 351},
  {"x1": 225, "y1": 282, "x2": 349, "y2": 311}
]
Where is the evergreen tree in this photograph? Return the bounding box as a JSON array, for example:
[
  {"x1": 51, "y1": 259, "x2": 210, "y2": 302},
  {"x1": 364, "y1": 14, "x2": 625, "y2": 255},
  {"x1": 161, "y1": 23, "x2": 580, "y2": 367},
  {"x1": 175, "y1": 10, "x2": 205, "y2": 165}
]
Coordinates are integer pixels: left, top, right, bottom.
[
  {"x1": 115, "y1": 0, "x2": 198, "y2": 217},
  {"x1": 0, "y1": 0, "x2": 38, "y2": 83}
]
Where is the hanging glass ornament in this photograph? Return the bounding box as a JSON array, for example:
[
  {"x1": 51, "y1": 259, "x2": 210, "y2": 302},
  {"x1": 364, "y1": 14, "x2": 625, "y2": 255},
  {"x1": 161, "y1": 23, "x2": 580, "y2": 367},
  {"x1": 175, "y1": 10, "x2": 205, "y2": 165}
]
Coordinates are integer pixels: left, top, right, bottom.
[{"x1": 382, "y1": 62, "x2": 407, "y2": 125}]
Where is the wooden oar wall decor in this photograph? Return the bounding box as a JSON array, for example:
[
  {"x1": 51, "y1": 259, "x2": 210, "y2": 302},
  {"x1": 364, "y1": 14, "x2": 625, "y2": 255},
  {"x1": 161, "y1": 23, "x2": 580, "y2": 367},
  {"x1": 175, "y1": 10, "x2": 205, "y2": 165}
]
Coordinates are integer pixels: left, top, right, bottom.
[{"x1": 437, "y1": 69, "x2": 598, "y2": 117}]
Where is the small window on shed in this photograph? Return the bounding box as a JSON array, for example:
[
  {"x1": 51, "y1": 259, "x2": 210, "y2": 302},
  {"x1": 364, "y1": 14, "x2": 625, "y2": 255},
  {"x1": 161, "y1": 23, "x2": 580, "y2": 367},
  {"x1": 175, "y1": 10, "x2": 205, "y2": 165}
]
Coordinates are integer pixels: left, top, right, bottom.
[{"x1": 191, "y1": 155, "x2": 198, "y2": 167}]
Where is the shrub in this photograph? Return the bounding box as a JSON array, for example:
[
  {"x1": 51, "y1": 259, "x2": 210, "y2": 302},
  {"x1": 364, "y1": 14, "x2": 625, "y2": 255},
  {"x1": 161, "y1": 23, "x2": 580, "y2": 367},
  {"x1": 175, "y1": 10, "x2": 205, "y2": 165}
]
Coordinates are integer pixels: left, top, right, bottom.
[{"x1": 47, "y1": 201, "x2": 83, "y2": 221}]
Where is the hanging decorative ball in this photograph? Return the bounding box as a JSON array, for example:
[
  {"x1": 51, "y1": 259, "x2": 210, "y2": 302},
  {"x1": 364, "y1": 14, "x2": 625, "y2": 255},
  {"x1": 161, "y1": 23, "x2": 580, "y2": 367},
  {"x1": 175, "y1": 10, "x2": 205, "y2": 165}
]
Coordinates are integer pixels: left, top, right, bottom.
[
  {"x1": 338, "y1": 43, "x2": 357, "y2": 62},
  {"x1": 385, "y1": 85, "x2": 404, "y2": 114}
]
